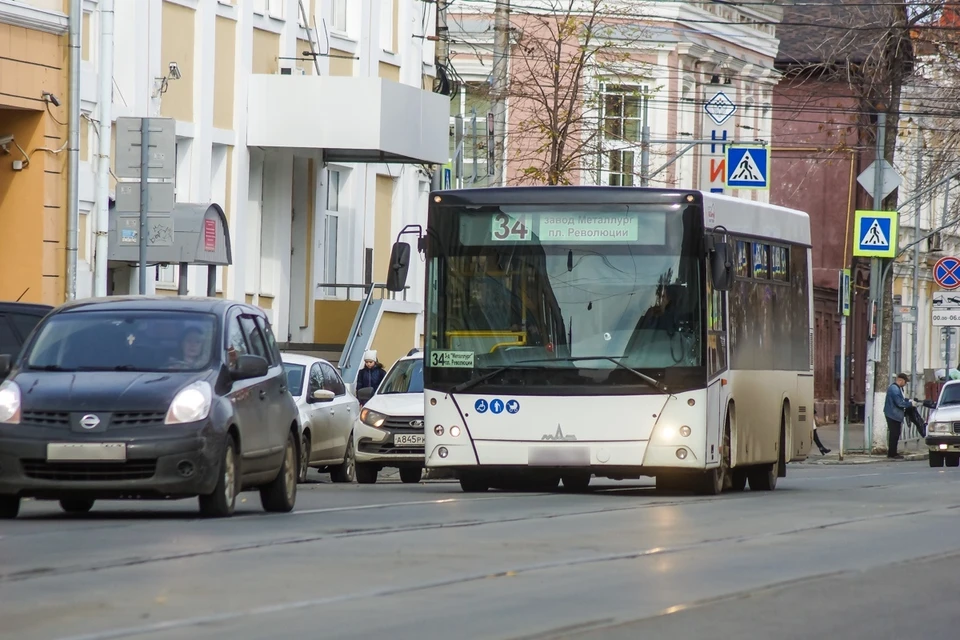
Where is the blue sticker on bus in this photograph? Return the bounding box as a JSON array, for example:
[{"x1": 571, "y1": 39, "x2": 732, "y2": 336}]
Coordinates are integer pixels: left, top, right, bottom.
[
  {"x1": 506, "y1": 399, "x2": 520, "y2": 414},
  {"x1": 475, "y1": 399, "x2": 488, "y2": 413},
  {"x1": 490, "y1": 399, "x2": 505, "y2": 414}
]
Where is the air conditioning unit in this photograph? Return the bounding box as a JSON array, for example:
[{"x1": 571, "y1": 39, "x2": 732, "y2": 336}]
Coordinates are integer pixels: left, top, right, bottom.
[{"x1": 279, "y1": 67, "x2": 306, "y2": 76}]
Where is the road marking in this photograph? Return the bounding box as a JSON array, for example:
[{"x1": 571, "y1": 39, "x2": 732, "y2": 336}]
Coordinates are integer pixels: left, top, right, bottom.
[
  {"x1": 50, "y1": 503, "x2": 960, "y2": 640},
  {"x1": 292, "y1": 495, "x2": 524, "y2": 515}
]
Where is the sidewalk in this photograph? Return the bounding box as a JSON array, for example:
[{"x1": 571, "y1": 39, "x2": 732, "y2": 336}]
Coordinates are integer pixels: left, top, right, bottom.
[{"x1": 800, "y1": 421, "x2": 928, "y2": 465}]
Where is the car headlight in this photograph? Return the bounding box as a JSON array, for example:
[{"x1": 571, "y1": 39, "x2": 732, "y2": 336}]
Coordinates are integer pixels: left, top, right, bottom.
[
  {"x1": 360, "y1": 407, "x2": 387, "y2": 428},
  {"x1": 0, "y1": 380, "x2": 21, "y2": 424},
  {"x1": 928, "y1": 421, "x2": 953, "y2": 435},
  {"x1": 165, "y1": 381, "x2": 213, "y2": 425}
]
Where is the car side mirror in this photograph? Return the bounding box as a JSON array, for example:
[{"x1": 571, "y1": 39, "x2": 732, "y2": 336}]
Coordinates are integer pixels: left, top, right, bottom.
[
  {"x1": 230, "y1": 354, "x2": 269, "y2": 380},
  {"x1": 356, "y1": 386, "x2": 374, "y2": 403},
  {"x1": 0, "y1": 354, "x2": 11, "y2": 378},
  {"x1": 709, "y1": 238, "x2": 733, "y2": 291},
  {"x1": 385, "y1": 241, "x2": 411, "y2": 292},
  {"x1": 311, "y1": 389, "x2": 335, "y2": 402}
]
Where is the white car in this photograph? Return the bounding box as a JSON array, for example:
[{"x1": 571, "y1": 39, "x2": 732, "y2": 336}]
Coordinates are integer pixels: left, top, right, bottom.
[
  {"x1": 281, "y1": 353, "x2": 359, "y2": 483},
  {"x1": 353, "y1": 350, "x2": 425, "y2": 484},
  {"x1": 926, "y1": 380, "x2": 960, "y2": 468}
]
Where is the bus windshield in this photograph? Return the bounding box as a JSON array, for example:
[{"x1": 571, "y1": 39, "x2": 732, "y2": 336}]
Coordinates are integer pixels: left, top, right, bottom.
[{"x1": 425, "y1": 202, "x2": 705, "y2": 393}]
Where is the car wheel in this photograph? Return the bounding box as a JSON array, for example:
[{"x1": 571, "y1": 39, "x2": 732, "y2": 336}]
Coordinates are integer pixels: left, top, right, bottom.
[
  {"x1": 0, "y1": 495, "x2": 20, "y2": 519},
  {"x1": 260, "y1": 432, "x2": 298, "y2": 513},
  {"x1": 930, "y1": 452, "x2": 945, "y2": 468},
  {"x1": 199, "y1": 436, "x2": 239, "y2": 518},
  {"x1": 59, "y1": 498, "x2": 95, "y2": 514},
  {"x1": 298, "y1": 432, "x2": 310, "y2": 484},
  {"x1": 355, "y1": 463, "x2": 378, "y2": 484},
  {"x1": 331, "y1": 434, "x2": 356, "y2": 483},
  {"x1": 399, "y1": 467, "x2": 422, "y2": 484}
]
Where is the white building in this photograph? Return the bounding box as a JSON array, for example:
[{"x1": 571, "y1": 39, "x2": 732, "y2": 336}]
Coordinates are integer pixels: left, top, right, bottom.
[
  {"x1": 446, "y1": 1, "x2": 780, "y2": 198},
  {"x1": 75, "y1": 0, "x2": 447, "y2": 373}
]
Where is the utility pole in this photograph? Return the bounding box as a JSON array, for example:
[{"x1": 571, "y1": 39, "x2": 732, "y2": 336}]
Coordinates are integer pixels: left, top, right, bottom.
[
  {"x1": 863, "y1": 110, "x2": 886, "y2": 451},
  {"x1": 66, "y1": 0, "x2": 81, "y2": 301},
  {"x1": 492, "y1": 0, "x2": 510, "y2": 187},
  {"x1": 941, "y1": 187, "x2": 952, "y2": 373},
  {"x1": 93, "y1": 0, "x2": 115, "y2": 297},
  {"x1": 910, "y1": 128, "x2": 922, "y2": 398},
  {"x1": 639, "y1": 96, "x2": 650, "y2": 187},
  {"x1": 431, "y1": 0, "x2": 449, "y2": 192}
]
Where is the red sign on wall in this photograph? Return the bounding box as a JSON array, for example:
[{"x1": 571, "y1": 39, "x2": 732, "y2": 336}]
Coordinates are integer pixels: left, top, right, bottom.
[{"x1": 203, "y1": 219, "x2": 217, "y2": 251}]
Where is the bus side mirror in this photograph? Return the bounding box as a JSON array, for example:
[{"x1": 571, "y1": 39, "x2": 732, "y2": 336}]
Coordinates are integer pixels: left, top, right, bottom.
[
  {"x1": 710, "y1": 241, "x2": 733, "y2": 291},
  {"x1": 386, "y1": 241, "x2": 411, "y2": 292}
]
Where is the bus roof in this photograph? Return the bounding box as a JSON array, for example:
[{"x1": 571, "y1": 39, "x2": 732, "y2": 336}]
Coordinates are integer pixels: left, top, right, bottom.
[{"x1": 430, "y1": 186, "x2": 812, "y2": 247}]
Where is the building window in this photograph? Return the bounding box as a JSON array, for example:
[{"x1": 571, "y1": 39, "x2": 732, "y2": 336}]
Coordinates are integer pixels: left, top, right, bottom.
[
  {"x1": 379, "y1": 0, "x2": 396, "y2": 52},
  {"x1": 601, "y1": 84, "x2": 644, "y2": 143},
  {"x1": 607, "y1": 150, "x2": 635, "y2": 186},
  {"x1": 332, "y1": 0, "x2": 348, "y2": 32},
  {"x1": 324, "y1": 215, "x2": 339, "y2": 297},
  {"x1": 327, "y1": 170, "x2": 340, "y2": 212},
  {"x1": 599, "y1": 83, "x2": 646, "y2": 186},
  {"x1": 449, "y1": 82, "x2": 492, "y2": 187}
]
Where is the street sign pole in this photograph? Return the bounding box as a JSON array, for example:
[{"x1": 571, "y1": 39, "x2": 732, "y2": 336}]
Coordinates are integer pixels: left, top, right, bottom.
[
  {"x1": 864, "y1": 112, "x2": 886, "y2": 453},
  {"x1": 138, "y1": 117, "x2": 149, "y2": 295},
  {"x1": 839, "y1": 268, "x2": 850, "y2": 460}
]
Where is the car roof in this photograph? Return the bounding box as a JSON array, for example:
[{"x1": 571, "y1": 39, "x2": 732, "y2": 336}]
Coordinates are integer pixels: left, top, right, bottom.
[
  {"x1": 396, "y1": 351, "x2": 423, "y2": 363},
  {"x1": 0, "y1": 301, "x2": 55, "y2": 315},
  {"x1": 281, "y1": 352, "x2": 333, "y2": 367},
  {"x1": 51, "y1": 295, "x2": 260, "y2": 316}
]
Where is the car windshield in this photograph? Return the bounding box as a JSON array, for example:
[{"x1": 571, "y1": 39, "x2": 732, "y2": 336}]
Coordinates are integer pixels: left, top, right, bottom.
[
  {"x1": 284, "y1": 363, "x2": 306, "y2": 396},
  {"x1": 379, "y1": 358, "x2": 424, "y2": 394},
  {"x1": 940, "y1": 384, "x2": 960, "y2": 406},
  {"x1": 26, "y1": 310, "x2": 218, "y2": 372}
]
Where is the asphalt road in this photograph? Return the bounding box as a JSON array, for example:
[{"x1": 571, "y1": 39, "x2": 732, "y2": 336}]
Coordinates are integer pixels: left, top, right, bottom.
[{"x1": 1, "y1": 462, "x2": 957, "y2": 640}]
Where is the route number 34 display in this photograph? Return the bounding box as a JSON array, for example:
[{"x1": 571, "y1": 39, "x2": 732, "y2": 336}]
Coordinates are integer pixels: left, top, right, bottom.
[{"x1": 491, "y1": 213, "x2": 531, "y2": 242}]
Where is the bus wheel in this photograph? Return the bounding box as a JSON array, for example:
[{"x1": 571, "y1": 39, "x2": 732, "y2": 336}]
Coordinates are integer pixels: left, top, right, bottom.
[
  {"x1": 698, "y1": 418, "x2": 732, "y2": 495},
  {"x1": 459, "y1": 474, "x2": 490, "y2": 493}
]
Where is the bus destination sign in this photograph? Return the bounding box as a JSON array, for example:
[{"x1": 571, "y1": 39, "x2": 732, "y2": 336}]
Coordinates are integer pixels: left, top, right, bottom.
[{"x1": 487, "y1": 211, "x2": 661, "y2": 244}]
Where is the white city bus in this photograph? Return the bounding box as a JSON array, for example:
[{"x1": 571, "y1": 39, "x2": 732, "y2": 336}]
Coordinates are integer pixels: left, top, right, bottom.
[{"x1": 386, "y1": 187, "x2": 814, "y2": 494}]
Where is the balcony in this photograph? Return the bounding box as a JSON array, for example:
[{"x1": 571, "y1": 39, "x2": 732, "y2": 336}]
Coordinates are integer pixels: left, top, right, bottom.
[{"x1": 246, "y1": 75, "x2": 448, "y2": 165}]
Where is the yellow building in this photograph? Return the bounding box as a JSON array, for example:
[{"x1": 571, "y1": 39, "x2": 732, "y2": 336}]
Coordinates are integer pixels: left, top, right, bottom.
[{"x1": 0, "y1": 1, "x2": 70, "y2": 305}]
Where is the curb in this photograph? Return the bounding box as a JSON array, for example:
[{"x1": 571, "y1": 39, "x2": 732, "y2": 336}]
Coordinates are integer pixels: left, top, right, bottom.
[{"x1": 799, "y1": 452, "x2": 928, "y2": 465}]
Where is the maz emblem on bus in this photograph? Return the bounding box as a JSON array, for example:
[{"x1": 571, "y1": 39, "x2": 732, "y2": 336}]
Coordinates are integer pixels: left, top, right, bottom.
[{"x1": 542, "y1": 426, "x2": 577, "y2": 441}]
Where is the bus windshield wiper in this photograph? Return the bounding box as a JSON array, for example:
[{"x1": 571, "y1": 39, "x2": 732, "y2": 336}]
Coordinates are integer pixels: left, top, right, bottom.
[
  {"x1": 451, "y1": 367, "x2": 510, "y2": 394},
  {"x1": 517, "y1": 356, "x2": 669, "y2": 394}
]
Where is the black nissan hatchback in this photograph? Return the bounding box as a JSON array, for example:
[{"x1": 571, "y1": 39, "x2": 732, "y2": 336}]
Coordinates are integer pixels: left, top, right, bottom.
[{"x1": 0, "y1": 297, "x2": 300, "y2": 519}]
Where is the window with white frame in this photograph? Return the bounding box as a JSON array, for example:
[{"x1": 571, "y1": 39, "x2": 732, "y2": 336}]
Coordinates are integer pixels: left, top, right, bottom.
[
  {"x1": 254, "y1": 0, "x2": 283, "y2": 18},
  {"x1": 332, "y1": 0, "x2": 348, "y2": 32},
  {"x1": 323, "y1": 170, "x2": 341, "y2": 297},
  {"x1": 599, "y1": 83, "x2": 647, "y2": 186},
  {"x1": 449, "y1": 82, "x2": 492, "y2": 187},
  {"x1": 379, "y1": 0, "x2": 396, "y2": 52}
]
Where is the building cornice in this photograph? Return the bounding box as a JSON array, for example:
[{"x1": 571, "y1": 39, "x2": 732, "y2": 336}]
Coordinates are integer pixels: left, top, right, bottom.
[{"x1": 0, "y1": 0, "x2": 68, "y2": 35}]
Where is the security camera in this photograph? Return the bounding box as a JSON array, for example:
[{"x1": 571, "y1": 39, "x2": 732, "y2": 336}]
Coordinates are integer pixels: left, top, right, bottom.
[
  {"x1": 42, "y1": 91, "x2": 60, "y2": 107},
  {"x1": 0, "y1": 134, "x2": 13, "y2": 147},
  {"x1": 168, "y1": 62, "x2": 181, "y2": 80}
]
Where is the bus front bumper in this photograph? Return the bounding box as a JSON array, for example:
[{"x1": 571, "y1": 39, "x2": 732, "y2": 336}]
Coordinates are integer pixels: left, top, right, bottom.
[{"x1": 425, "y1": 439, "x2": 709, "y2": 471}]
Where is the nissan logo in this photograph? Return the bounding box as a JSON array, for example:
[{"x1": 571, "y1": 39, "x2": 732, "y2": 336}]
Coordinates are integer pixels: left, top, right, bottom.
[
  {"x1": 79, "y1": 414, "x2": 101, "y2": 430},
  {"x1": 409, "y1": 420, "x2": 424, "y2": 428}
]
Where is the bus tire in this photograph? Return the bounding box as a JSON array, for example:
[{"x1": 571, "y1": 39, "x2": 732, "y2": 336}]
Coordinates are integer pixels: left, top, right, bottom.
[{"x1": 730, "y1": 469, "x2": 747, "y2": 491}]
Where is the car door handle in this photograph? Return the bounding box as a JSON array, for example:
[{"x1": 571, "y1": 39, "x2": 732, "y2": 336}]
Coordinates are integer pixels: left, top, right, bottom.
[{"x1": 259, "y1": 390, "x2": 267, "y2": 400}]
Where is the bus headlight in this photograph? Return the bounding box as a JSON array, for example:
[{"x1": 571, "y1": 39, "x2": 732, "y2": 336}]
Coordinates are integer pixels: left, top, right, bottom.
[{"x1": 450, "y1": 425, "x2": 461, "y2": 437}]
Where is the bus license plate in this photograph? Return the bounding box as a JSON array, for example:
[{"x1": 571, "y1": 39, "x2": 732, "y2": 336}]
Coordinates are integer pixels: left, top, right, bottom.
[{"x1": 394, "y1": 434, "x2": 424, "y2": 447}]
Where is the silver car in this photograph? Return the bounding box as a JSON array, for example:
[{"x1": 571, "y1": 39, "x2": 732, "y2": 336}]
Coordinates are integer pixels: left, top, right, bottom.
[{"x1": 282, "y1": 353, "x2": 359, "y2": 483}]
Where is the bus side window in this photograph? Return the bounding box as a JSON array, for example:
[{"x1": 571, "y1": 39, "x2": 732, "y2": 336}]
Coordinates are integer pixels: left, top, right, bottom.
[{"x1": 706, "y1": 263, "x2": 728, "y2": 377}]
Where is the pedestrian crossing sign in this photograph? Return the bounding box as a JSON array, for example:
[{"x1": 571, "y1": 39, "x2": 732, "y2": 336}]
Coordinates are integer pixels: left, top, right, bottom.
[
  {"x1": 853, "y1": 210, "x2": 898, "y2": 258},
  {"x1": 725, "y1": 146, "x2": 770, "y2": 190}
]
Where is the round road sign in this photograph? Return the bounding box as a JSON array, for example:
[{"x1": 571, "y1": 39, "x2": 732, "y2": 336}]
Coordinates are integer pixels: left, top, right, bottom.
[{"x1": 934, "y1": 256, "x2": 960, "y2": 290}]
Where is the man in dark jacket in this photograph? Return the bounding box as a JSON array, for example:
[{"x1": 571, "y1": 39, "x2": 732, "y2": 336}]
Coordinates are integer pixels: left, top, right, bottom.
[
  {"x1": 356, "y1": 349, "x2": 386, "y2": 393},
  {"x1": 883, "y1": 373, "x2": 914, "y2": 459}
]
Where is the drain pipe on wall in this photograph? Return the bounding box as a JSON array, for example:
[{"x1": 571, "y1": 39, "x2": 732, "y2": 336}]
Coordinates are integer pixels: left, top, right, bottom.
[
  {"x1": 93, "y1": 0, "x2": 115, "y2": 298},
  {"x1": 65, "y1": 0, "x2": 82, "y2": 301}
]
